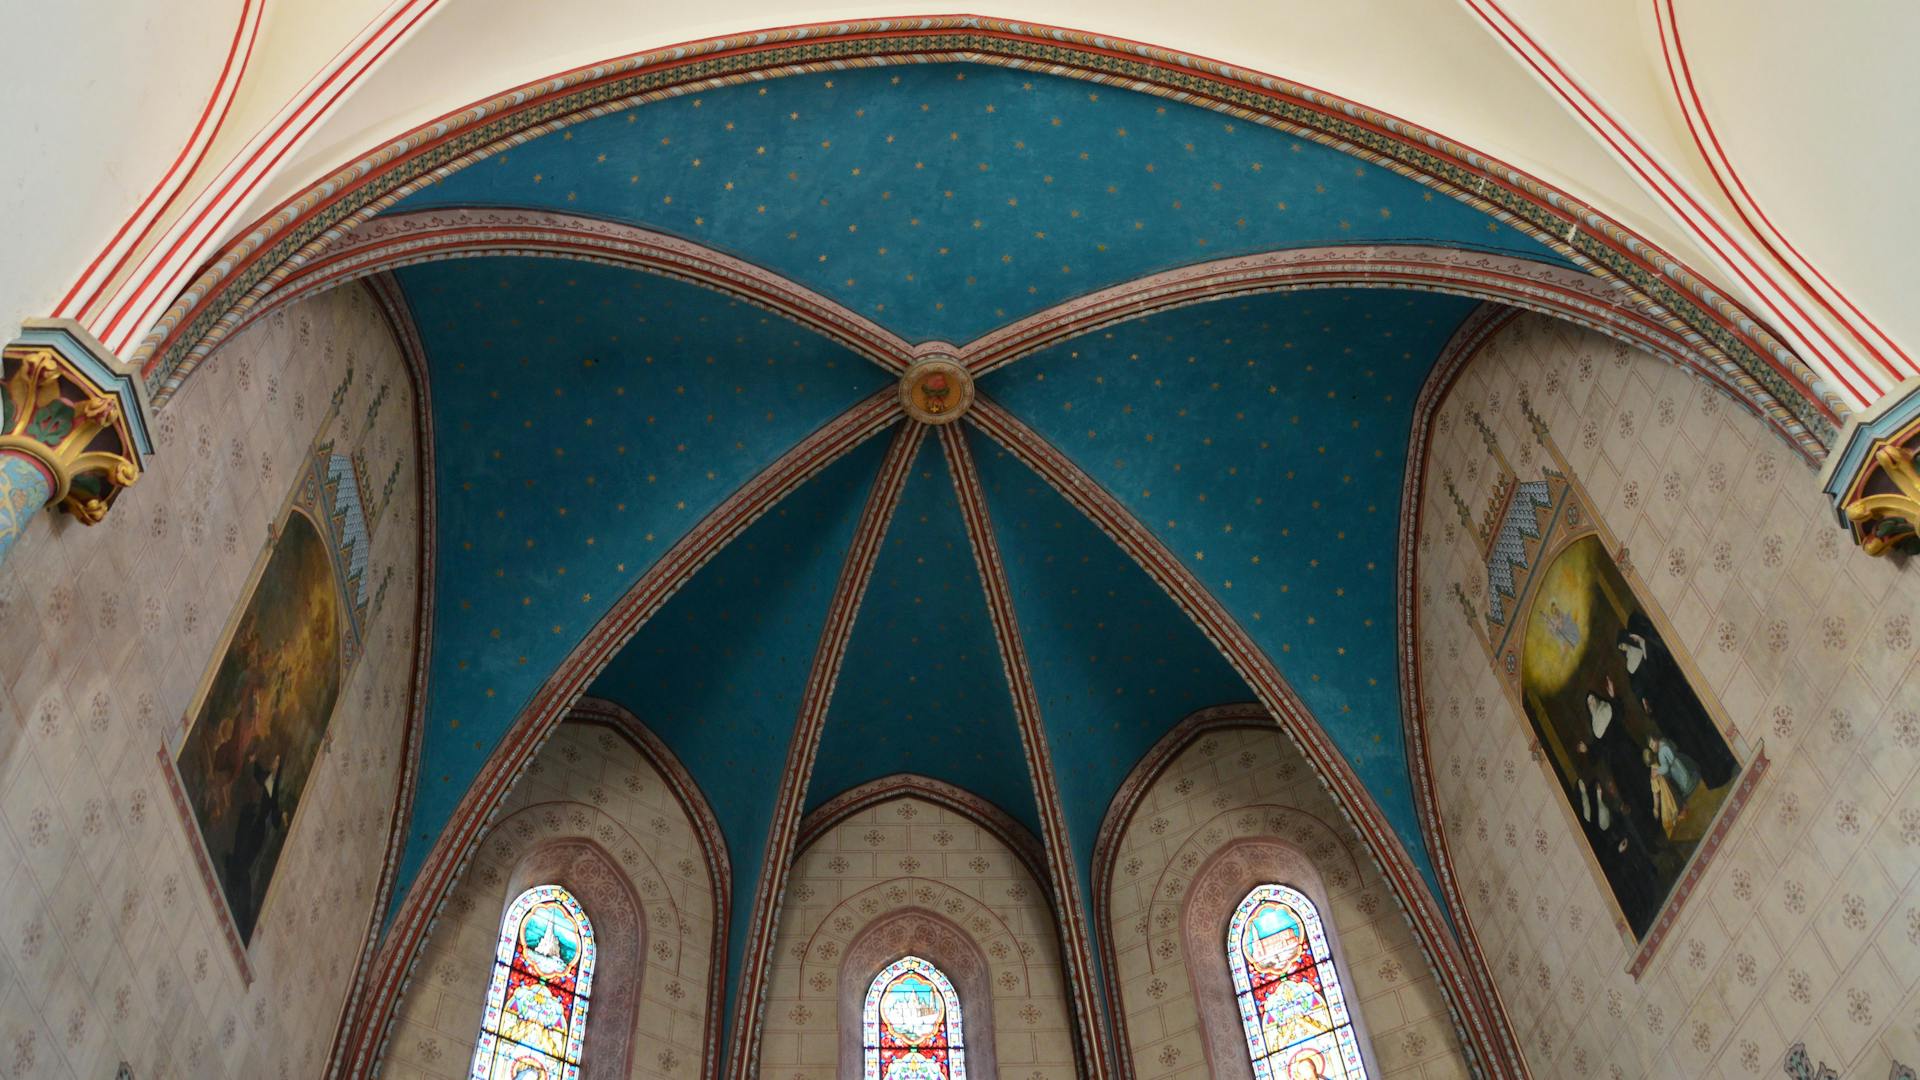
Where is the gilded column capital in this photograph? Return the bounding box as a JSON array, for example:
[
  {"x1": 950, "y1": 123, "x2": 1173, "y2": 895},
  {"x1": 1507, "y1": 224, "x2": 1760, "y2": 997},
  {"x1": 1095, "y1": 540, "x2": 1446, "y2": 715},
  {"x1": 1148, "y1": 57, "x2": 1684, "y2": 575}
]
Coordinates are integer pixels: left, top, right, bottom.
[
  {"x1": 1820, "y1": 376, "x2": 1920, "y2": 557},
  {"x1": 1, "y1": 319, "x2": 152, "y2": 525}
]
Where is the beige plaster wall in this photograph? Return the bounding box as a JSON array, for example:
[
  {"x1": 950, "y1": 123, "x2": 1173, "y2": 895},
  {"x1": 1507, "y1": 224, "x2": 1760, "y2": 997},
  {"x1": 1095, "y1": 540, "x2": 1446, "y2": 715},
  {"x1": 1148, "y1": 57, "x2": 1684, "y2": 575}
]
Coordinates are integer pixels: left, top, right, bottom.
[
  {"x1": 1108, "y1": 724, "x2": 1471, "y2": 1080},
  {"x1": 380, "y1": 720, "x2": 720, "y2": 1080},
  {"x1": 1415, "y1": 313, "x2": 1920, "y2": 1078},
  {"x1": 759, "y1": 794, "x2": 1078, "y2": 1080},
  {"x1": 0, "y1": 285, "x2": 423, "y2": 1078}
]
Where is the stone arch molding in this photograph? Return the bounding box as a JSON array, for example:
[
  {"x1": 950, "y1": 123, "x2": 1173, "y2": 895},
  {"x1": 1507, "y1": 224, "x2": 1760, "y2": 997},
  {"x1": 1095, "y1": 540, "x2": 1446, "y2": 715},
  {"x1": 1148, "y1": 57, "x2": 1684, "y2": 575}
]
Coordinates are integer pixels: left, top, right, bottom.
[
  {"x1": 381, "y1": 719, "x2": 725, "y2": 1080},
  {"x1": 497, "y1": 838, "x2": 645, "y2": 1080},
  {"x1": 131, "y1": 17, "x2": 1836, "y2": 452},
  {"x1": 833, "y1": 906, "x2": 1004, "y2": 1080},
  {"x1": 1176, "y1": 837, "x2": 1381, "y2": 1080}
]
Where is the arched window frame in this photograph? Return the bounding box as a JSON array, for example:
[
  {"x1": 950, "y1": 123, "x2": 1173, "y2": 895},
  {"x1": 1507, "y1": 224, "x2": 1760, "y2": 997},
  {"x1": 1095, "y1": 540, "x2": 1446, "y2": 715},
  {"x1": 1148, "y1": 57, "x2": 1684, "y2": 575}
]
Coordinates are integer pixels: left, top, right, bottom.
[
  {"x1": 862, "y1": 954, "x2": 969, "y2": 1080},
  {"x1": 471, "y1": 883, "x2": 598, "y2": 1080},
  {"x1": 1227, "y1": 882, "x2": 1369, "y2": 1080}
]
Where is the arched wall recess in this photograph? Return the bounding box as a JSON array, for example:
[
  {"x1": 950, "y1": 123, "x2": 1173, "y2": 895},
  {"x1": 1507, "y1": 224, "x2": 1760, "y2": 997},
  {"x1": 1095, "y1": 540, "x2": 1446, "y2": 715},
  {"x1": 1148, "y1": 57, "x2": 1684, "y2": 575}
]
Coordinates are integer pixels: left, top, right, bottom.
[{"x1": 1093, "y1": 705, "x2": 1473, "y2": 1080}]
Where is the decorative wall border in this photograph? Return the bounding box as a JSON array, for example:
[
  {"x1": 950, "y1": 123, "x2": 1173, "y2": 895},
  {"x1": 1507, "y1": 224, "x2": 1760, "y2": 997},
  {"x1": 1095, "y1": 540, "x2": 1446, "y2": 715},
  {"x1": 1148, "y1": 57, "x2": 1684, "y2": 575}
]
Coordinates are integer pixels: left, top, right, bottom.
[
  {"x1": 323, "y1": 389, "x2": 902, "y2": 1078},
  {"x1": 324, "y1": 272, "x2": 441, "y2": 1079},
  {"x1": 964, "y1": 402, "x2": 1527, "y2": 1078},
  {"x1": 127, "y1": 17, "x2": 1839, "y2": 450},
  {"x1": 1393, "y1": 302, "x2": 1526, "y2": 1035},
  {"x1": 722, "y1": 422, "x2": 925, "y2": 1080}
]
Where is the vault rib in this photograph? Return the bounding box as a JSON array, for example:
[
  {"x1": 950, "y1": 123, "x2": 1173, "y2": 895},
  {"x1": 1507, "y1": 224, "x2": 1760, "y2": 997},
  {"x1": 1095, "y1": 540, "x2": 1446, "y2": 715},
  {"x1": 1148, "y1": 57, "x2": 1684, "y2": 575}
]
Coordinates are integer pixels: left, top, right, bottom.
[
  {"x1": 724, "y1": 419, "x2": 925, "y2": 1080},
  {"x1": 965, "y1": 396, "x2": 1529, "y2": 1080},
  {"x1": 940, "y1": 422, "x2": 1117, "y2": 1080},
  {"x1": 328, "y1": 387, "x2": 903, "y2": 1080}
]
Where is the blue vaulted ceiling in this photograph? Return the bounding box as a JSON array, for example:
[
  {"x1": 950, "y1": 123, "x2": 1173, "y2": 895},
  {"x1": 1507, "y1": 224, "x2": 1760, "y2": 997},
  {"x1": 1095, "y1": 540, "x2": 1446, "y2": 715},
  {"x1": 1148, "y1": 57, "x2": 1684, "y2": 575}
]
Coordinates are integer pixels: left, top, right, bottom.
[
  {"x1": 587, "y1": 434, "x2": 888, "y2": 1017},
  {"x1": 805, "y1": 436, "x2": 1040, "y2": 833},
  {"x1": 369, "y1": 54, "x2": 1567, "y2": 1025},
  {"x1": 395, "y1": 62, "x2": 1567, "y2": 344},
  {"x1": 965, "y1": 428, "x2": 1255, "y2": 895},
  {"x1": 977, "y1": 289, "x2": 1476, "y2": 863},
  {"x1": 394, "y1": 257, "x2": 886, "y2": 893}
]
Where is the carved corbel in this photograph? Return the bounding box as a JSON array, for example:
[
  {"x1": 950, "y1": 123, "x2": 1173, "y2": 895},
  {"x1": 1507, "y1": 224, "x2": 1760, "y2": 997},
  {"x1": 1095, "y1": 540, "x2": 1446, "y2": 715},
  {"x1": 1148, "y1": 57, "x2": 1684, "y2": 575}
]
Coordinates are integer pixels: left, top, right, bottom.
[
  {"x1": 1821, "y1": 377, "x2": 1920, "y2": 557},
  {"x1": 0, "y1": 320, "x2": 152, "y2": 541}
]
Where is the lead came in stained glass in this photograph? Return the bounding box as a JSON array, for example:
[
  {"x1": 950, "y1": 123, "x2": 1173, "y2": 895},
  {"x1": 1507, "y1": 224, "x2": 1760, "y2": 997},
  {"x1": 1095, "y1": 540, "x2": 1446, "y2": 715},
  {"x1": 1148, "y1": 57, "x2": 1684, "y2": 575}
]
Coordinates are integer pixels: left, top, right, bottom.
[
  {"x1": 863, "y1": 955, "x2": 967, "y2": 1080},
  {"x1": 1228, "y1": 884, "x2": 1369, "y2": 1080},
  {"x1": 470, "y1": 884, "x2": 597, "y2": 1080}
]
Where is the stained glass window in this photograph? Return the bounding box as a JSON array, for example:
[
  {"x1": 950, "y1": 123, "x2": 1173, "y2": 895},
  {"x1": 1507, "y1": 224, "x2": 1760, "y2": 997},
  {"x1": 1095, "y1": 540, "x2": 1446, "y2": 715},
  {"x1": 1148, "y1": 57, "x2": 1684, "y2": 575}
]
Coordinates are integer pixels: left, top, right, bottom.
[
  {"x1": 469, "y1": 884, "x2": 597, "y2": 1080},
  {"x1": 863, "y1": 955, "x2": 967, "y2": 1080},
  {"x1": 1228, "y1": 884, "x2": 1370, "y2": 1080}
]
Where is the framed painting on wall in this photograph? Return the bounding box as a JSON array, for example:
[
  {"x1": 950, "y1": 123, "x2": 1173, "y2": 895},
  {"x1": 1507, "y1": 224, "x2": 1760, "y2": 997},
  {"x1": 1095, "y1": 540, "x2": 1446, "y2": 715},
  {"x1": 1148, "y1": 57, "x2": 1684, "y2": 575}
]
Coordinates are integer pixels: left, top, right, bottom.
[
  {"x1": 1446, "y1": 394, "x2": 1765, "y2": 974},
  {"x1": 173, "y1": 504, "x2": 343, "y2": 943},
  {"x1": 164, "y1": 371, "x2": 381, "y2": 969}
]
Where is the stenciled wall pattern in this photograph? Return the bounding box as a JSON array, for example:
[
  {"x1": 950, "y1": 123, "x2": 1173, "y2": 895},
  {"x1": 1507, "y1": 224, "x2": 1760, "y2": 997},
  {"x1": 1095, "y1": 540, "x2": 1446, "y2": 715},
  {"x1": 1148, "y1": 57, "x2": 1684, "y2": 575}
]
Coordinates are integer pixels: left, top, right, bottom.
[
  {"x1": 1416, "y1": 313, "x2": 1920, "y2": 1078},
  {"x1": 0, "y1": 285, "x2": 422, "y2": 1078},
  {"x1": 1105, "y1": 721, "x2": 1471, "y2": 1080},
  {"x1": 380, "y1": 717, "x2": 721, "y2": 1080},
  {"x1": 759, "y1": 788, "x2": 1079, "y2": 1080}
]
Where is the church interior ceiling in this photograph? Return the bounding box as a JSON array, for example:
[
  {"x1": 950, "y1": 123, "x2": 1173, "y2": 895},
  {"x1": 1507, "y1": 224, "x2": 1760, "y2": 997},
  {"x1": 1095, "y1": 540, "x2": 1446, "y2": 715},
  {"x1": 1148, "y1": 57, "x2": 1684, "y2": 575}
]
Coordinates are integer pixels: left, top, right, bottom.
[{"x1": 375, "y1": 59, "x2": 1596, "y2": 1019}]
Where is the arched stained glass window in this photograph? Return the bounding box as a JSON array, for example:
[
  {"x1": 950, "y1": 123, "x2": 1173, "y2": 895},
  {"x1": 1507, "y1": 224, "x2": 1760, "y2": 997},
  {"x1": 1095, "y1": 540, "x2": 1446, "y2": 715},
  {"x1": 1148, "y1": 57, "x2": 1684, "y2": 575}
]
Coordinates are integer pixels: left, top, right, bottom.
[
  {"x1": 1228, "y1": 883, "x2": 1370, "y2": 1080},
  {"x1": 863, "y1": 955, "x2": 968, "y2": 1080},
  {"x1": 470, "y1": 884, "x2": 597, "y2": 1080}
]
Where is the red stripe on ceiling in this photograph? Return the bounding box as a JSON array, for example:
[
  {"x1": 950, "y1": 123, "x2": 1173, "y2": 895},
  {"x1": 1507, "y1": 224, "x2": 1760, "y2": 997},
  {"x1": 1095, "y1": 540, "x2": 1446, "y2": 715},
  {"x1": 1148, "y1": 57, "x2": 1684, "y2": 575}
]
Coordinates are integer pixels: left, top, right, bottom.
[
  {"x1": 54, "y1": 0, "x2": 264, "y2": 319},
  {"x1": 1458, "y1": 0, "x2": 1886, "y2": 403},
  {"x1": 95, "y1": 0, "x2": 444, "y2": 353},
  {"x1": 1651, "y1": 0, "x2": 1915, "y2": 377}
]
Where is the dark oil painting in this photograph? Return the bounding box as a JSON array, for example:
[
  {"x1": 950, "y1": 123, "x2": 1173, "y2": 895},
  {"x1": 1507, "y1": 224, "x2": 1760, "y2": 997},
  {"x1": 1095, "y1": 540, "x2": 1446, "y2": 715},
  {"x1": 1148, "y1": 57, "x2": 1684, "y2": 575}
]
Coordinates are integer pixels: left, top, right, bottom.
[
  {"x1": 176, "y1": 507, "x2": 343, "y2": 943},
  {"x1": 1519, "y1": 534, "x2": 1740, "y2": 938}
]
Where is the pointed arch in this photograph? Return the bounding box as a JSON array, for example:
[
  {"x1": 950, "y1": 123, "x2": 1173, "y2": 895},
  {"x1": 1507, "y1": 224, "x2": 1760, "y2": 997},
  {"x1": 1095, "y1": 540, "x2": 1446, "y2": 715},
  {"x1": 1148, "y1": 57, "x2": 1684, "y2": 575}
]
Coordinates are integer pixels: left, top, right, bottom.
[
  {"x1": 1228, "y1": 883, "x2": 1369, "y2": 1080},
  {"x1": 471, "y1": 883, "x2": 599, "y2": 1078},
  {"x1": 863, "y1": 955, "x2": 969, "y2": 1080},
  {"x1": 130, "y1": 19, "x2": 1836, "y2": 451},
  {"x1": 1092, "y1": 705, "x2": 1462, "y2": 1079}
]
